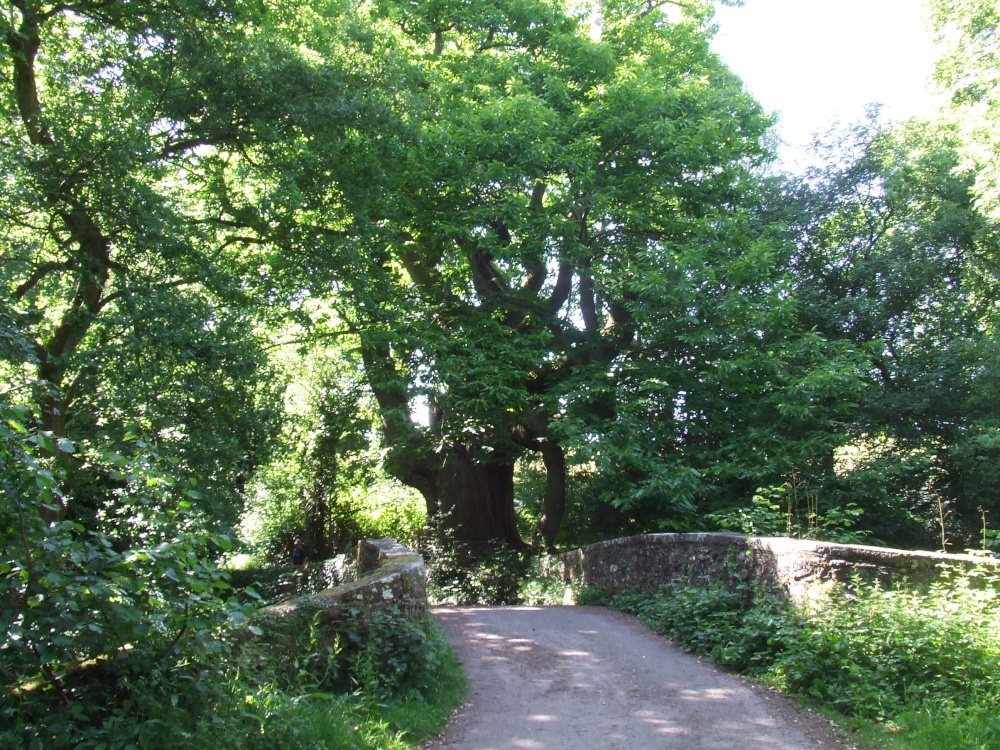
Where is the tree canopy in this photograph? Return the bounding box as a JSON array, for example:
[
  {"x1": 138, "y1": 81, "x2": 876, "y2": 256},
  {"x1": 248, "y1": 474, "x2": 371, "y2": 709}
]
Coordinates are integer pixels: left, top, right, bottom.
[
  {"x1": 279, "y1": 0, "x2": 776, "y2": 546},
  {"x1": 5, "y1": 0, "x2": 1000, "y2": 553},
  {"x1": 932, "y1": 0, "x2": 1000, "y2": 219}
]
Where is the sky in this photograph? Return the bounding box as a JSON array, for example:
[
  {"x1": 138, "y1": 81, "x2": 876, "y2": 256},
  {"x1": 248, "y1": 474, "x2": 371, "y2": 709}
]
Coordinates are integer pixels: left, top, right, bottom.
[{"x1": 711, "y1": 0, "x2": 942, "y2": 168}]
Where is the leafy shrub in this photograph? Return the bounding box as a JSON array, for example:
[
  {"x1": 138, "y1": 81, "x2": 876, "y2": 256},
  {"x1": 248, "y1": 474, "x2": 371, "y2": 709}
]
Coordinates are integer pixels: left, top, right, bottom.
[
  {"x1": 518, "y1": 556, "x2": 576, "y2": 605},
  {"x1": 240, "y1": 475, "x2": 426, "y2": 567},
  {"x1": 0, "y1": 407, "x2": 461, "y2": 748},
  {"x1": 607, "y1": 581, "x2": 795, "y2": 672},
  {"x1": 0, "y1": 410, "x2": 254, "y2": 748},
  {"x1": 226, "y1": 556, "x2": 352, "y2": 605},
  {"x1": 708, "y1": 480, "x2": 872, "y2": 544},
  {"x1": 350, "y1": 484, "x2": 427, "y2": 550},
  {"x1": 3, "y1": 603, "x2": 462, "y2": 749},
  {"x1": 247, "y1": 606, "x2": 444, "y2": 699},
  {"x1": 771, "y1": 570, "x2": 1000, "y2": 720},
  {"x1": 611, "y1": 583, "x2": 747, "y2": 656},
  {"x1": 227, "y1": 609, "x2": 463, "y2": 749}
]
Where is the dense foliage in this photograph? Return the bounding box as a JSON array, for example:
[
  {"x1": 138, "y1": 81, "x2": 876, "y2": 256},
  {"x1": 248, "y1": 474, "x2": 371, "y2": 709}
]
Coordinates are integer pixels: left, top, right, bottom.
[
  {"x1": 3, "y1": 595, "x2": 463, "y2": 748},
  {"x1": 933, "y1": 0, "x2": 1000, "y2": 219},
  {"x1": 781, "y1": 117, "x2": 1000, "y2": 548},
  {"x1": 1, "y1": 392, "x2": 457, "y2": 747}
]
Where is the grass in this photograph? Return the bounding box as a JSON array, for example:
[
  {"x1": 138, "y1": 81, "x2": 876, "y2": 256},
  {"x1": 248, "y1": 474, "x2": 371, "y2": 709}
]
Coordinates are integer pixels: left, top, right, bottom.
[
  {"x1": 588, "y1": 566, "x2": 1000, "y2": 750},
  {"x1": 377, "y1": 619, "x2": 468, "y2": 742},
  {"x1": 242, "y1": 669, "x2": 465, "y2": 750}
]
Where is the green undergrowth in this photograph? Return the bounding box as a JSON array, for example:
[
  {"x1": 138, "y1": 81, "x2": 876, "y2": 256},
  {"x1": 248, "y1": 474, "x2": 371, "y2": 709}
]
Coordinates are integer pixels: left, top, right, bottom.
[
  {"x1": 587, "y1": 566, "x2": 1000, "y2": 750},
  {"x1": 424, "y1": 539, "x2": 537, "y2": 605},
  {"x1": 2, "y1": 609, "x2": 465, "y2": 750}
]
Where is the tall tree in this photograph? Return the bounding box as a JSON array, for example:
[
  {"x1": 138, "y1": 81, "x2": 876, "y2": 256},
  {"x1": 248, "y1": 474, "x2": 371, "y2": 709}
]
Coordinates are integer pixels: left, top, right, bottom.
[
  {"x1": 1, "y1": 1, "x2": 286, "y2": 523},
  {"x1": 787, "y1": 116, "x2": 1000, "y2": 547},
  {"x1": 552, "y1": 166, "x2": 869, "y2": 533},
  {"x1": 268, "y1": 0, "x2": 774, "y2": 546}
]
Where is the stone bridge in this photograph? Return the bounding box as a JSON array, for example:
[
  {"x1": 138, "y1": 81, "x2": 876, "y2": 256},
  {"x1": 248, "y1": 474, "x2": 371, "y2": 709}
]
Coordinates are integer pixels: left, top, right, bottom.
[{"x1": 258, "y1": 533, "x2": 999, "y2": 624}]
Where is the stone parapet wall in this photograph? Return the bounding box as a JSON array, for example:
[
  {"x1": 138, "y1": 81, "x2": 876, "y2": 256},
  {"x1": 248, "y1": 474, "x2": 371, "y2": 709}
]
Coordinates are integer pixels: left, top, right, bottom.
[
  {"x1": 555, "y1": 533, "x2": 1000, "y2": 603},
  {"x1": 229, "y1": 555, "x2": 353, "y2": 603},
  {"x1": 261, "y1": 539, "x2": 427, "y2": 623}
]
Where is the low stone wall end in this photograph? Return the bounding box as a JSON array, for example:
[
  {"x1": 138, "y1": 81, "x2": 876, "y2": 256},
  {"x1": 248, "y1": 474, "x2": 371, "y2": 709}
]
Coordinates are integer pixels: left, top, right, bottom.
[{"x1": 261, "y1": 539, "x2": 427, "y2": 623}]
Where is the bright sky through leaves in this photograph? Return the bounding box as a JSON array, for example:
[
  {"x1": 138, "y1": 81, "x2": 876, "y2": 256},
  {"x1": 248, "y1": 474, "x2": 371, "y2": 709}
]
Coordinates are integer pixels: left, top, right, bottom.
[{"x1": 713, "y1": 0, "x2": 941, "y2": 168}]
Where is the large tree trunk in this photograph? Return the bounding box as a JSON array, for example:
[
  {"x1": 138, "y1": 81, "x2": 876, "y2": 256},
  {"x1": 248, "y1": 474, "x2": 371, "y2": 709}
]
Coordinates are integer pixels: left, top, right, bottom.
[
  {"x1": 361, "y1": 340, "x2": 526, "y2": 546},
  {"x1": 422, "y1": 446, "x2": 524, "y2": 547},
  {"x1": 537, "y1": 442, "x2": 566, "y2": 550}
]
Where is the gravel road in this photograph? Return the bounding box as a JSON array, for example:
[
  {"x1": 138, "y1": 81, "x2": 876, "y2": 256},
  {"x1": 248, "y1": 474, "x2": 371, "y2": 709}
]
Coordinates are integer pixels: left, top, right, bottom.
[{"x1": 429, "y1": 606, "x2": 848, "y2": 750}]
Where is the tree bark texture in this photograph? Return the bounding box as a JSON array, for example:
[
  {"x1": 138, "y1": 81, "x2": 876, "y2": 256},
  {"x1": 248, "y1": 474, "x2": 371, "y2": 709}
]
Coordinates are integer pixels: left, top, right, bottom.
[
  {"x1": 7, "y1": 4, "x2": 117, "y2": 522},
  {"x1": 424, "y1": 446, "x2": 524, "y2": 547}
]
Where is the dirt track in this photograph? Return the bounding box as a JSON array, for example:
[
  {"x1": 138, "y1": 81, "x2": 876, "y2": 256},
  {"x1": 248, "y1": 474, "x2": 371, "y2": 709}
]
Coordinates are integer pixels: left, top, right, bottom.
[{"x1": 429, "y1": 606, "x2": 848, "y2": 750}]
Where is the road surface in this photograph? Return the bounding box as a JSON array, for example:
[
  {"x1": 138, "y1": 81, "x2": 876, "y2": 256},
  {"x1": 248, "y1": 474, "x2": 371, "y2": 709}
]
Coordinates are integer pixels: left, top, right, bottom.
[{"x1": 429, "y1": 606, "x2": 847, "y2": 750}]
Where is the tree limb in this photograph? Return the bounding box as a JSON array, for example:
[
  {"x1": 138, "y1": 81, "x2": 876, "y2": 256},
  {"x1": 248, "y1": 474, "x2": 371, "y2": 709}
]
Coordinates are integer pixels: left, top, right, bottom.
[
  {"x1": 546, "y1": 261, "x2": 573, "y2": 315},
  {"x1": 399, "y1": 236, "x2": 442, "y2": 296},
  {"x1": 521, "y1": 181, "x2": 549, "y2": 295},
  {"x1": 13, "y1": 260, "x2": 73, "y2": 299},
  {"x1": 8, "y1": 6, "x2": 52, "y2": 145},
  {"x1": 469, "y1": 246, "x2": 507, "y2": 299},
  {"x1": 579, "y1": 270, "x2": 600, "y2": 335},
  {"x1": 359, "y1": 334, "x2": 436, "y2": 493}
]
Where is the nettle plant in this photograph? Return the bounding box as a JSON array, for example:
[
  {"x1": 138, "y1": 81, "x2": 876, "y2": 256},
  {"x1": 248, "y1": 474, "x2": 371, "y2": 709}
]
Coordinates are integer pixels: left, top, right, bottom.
[
  {"x1": 709, "y1": 477, "x2": 870, "y2": 544},
  {"x1": 604, "y1": 564, "x2": 1000, "y2": 725}
]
